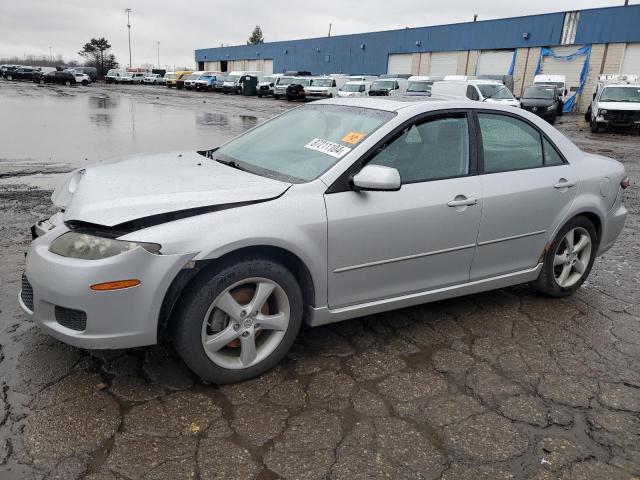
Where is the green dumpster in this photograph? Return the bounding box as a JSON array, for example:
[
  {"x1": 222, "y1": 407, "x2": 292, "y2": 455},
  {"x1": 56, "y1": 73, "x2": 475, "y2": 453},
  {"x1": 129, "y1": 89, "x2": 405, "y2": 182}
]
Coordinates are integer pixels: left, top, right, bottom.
[{"x1": 242, "y1": 75, "x2": 258, "y2": 96}]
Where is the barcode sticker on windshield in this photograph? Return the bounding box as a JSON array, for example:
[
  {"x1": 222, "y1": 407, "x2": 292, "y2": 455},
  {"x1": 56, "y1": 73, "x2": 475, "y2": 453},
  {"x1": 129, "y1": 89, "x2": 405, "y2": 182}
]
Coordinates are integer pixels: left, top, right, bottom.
[{"x1": 304, "y1": 138, "x2": 352, "y2": 158}]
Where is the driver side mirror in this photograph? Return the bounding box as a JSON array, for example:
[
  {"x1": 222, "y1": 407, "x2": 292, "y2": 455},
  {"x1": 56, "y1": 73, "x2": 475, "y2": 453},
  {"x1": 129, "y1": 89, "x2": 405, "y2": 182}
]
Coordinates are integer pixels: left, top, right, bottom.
[{"x1": 352, "y1": 165, "x2": 401, "y2": 192}]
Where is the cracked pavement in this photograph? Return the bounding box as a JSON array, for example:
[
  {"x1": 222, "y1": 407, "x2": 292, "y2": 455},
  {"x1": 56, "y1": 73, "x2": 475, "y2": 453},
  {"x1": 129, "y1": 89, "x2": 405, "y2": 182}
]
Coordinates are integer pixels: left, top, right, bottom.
[{"x1": 0, "y1": 83, "x2": 639, "y2": 479}]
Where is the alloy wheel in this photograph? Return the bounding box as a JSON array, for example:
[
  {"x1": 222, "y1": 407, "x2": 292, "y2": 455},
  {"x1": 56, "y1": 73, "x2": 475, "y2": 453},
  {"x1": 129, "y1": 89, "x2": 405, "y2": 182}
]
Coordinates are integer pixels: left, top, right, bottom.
[
  {"x1": 553, "y1": 227, "x2": 592, "y2": 288},
  {"x1": 200, "y1": 277, "x2": 290, "y2": 370}
]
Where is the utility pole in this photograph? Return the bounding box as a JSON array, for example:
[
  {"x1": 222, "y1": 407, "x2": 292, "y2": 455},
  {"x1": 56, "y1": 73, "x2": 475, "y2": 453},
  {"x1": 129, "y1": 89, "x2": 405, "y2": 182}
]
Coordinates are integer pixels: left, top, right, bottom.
[
  {"x1": 157, "y1": 41, "x2": 160, "y2": 68},
  {"x1": 125, "y1": 8, "x2": 132, "y2": 67},
  {"x1": 328, "y1": 23, "x2": 332, "y2": 37}
]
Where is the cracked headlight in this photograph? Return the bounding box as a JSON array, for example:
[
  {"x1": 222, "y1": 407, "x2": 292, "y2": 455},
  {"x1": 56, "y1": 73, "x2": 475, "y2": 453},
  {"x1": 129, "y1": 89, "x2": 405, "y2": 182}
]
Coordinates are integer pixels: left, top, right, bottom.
[{"x1": 49, "y1": 232, "x2": 161, "y2": 260}]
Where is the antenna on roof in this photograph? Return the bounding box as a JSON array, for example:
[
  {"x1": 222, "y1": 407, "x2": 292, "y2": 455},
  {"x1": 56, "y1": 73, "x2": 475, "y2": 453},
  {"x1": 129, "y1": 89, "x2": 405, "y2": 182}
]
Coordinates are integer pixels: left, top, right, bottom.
[
  {"x1": 328, "y1": 23, "x2": 332, "y2": 37},
  {"x1": 473, "y1": 14, "x2": 478, "y2": 22}
]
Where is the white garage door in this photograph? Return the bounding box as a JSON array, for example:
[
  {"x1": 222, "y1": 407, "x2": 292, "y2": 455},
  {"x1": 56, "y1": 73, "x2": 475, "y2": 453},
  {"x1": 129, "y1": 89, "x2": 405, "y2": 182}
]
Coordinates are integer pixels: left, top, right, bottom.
[
  {"x1": 387, "y1": 54, "x2": 412, "y2": 75},
  {"x1": 263, "y1": 59, "x2": 274, "y2": 74},
  {"x1": 246, "y1": 60, "x2": 258, "y2": 71},
  {"x1": 540, "y1": 45, "x2": 586, "y2": 92},
  {"x1": 429, "y1": 52, "x2": 458, "y2": 76},
  {"x1": 621, "y1": 43, "x2": 640, "y2": 75},
  {"x1": 476, "y1": 50, "x2": 514, "y2": 75}
]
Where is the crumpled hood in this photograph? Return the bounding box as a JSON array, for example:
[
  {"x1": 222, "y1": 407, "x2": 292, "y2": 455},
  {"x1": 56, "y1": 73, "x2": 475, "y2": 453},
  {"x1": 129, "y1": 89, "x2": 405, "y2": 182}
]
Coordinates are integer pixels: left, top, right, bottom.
[{"x1": 56, "y1": 151, "x2": 291, "y2": 227}]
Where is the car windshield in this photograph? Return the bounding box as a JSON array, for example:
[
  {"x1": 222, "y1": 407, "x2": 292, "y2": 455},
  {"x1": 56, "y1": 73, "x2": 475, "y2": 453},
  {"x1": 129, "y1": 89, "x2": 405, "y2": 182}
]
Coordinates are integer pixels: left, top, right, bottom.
[
  {"x1": 293, "y1": 79, "x2": 312, "y2": 86},
  {"x1": 214, "y1": 104, "x2": 395, "y2": 182},
  {"x1": 226, "y1": 75, "x2": 240, "y2": 81},
  {"x1": 600, "y1": 86, "x2": 640, "y2": 103},
  {"x1": 121, "y1": 73, "x2": 133, "y2": 78},
  {"x1": 343, "y1": 83, "x2": 363, "y2": 92},
  {"x1": 186, "y1": 74, "x2": 201, "y2": 80},
  {"x1": 371, "y1": 80, "x2": 396, "y2": 90},
  {"x1": 165, "y1": 73, "x2": 177, "y2": 79},
  {"x1": 262, "y1": 76, "x2": 275, "y2": 83},
  {"x1": 407, "y1": 81, "x2": 431, "y2": 93},
  {"x1": 313, "y1": 78, "x2": 333, "y2": 87},
  {"x1": 276, "y1": 77, "x2": 296, "y2": 86},
  {"x1": 200, "y1": 74, "x2": 213, "y2": 79},
  {"x1": 523, "y1": 86, "x2": 555, "y2": 99},
  {"x1": 478, "y1": 84, "x2": 514, "y2": 100}
]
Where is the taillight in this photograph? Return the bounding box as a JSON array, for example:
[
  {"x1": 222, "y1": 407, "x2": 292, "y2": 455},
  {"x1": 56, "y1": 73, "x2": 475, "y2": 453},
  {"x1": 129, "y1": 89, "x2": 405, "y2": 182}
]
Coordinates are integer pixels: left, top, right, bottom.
[{"x1": 621, "y1": 177, "x2": 631, "y2": 189}]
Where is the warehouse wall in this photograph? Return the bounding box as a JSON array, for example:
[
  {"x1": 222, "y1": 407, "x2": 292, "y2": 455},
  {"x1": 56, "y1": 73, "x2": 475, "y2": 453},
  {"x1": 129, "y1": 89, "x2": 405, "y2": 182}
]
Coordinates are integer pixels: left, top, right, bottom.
[{"x1": 196, "y1": 12, "x2": 566, "y2": 75}]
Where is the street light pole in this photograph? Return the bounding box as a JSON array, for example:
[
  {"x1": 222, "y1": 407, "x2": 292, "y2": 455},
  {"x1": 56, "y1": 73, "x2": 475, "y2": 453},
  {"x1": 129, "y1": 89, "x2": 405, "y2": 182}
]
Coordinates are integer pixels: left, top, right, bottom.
[
  {"x1": 125, "y1": 8, "x2": 132, "y2": 68},
  {"x1": 157, "y1": 41, "x2": 160, "y2": 68},
  {"x1": 49, "y1": 46, "x2": 52, "y2": 62}
]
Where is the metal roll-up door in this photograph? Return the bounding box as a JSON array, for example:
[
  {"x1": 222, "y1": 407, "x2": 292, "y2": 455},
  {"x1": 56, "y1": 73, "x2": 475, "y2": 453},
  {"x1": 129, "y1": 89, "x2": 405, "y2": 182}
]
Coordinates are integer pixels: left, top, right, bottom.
[
  {"x1": 621, "y1": 43, "x2": 640, "y2": 75},
  {"x1": 246, "y1": 60, "x2": 258, "y2": 71},
  {"x1": 263, "y1": 59, "x2": 274, "y2": 74},
  {"x1": 540, "y1": 45, "x2": 586, "y2": 93},
  {"x1": 429, "y1": 52, "x2": 459, "y2": 76},
  {"x1": 387, "y1": 54, "x2": 412, "y2": 75},
  {"x1": 476, "y1": 50, "x2": 514, "y2": 75}
]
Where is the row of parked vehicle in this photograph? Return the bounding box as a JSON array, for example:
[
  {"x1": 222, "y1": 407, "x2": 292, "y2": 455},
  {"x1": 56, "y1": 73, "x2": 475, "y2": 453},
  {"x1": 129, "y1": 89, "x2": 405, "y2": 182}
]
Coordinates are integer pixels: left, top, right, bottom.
[{"x1": 1, "y1": 64, "x2": 97, "y2": 86}]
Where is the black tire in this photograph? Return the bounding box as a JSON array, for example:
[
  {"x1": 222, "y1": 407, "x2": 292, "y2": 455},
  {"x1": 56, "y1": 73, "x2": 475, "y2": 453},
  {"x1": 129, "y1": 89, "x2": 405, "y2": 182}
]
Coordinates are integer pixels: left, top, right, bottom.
[
  {"x1": 590, "y1": 120, "x2": 600, "y2": 133},
  {"x1": 39, "y1": 79, "x2": 45, "y2": 85},
  {"x1": 257, "y1": 94, "x2": 262, "y2": 98},
  {"x1": 65, "y1": 80, "x2": 71, "y2": 87},
  {"x1": 532, "y1": 216, "x2": 598, "y2": 298},
  {"x1": 173, "y1": 256, "x2": 303, "y2": 384},
  {"x1": 274, "y1": 95, "x2": 280, "y2": 100},
  {"x1": 6, "y1": 75, "x2": 12, "y2": 81},
  {"x1": 584, "y1": 107, "x2": 591, "y2": 122},
  {"x1": 82, "y1": 80, "x2": 88, "y2": 86}
]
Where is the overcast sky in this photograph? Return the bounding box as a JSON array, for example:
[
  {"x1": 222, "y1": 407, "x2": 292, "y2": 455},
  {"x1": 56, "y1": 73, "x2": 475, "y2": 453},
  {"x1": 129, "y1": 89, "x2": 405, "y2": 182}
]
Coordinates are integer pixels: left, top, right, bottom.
[{"x1": 0, "y1": 0, "x2": 635, "y2": 69}]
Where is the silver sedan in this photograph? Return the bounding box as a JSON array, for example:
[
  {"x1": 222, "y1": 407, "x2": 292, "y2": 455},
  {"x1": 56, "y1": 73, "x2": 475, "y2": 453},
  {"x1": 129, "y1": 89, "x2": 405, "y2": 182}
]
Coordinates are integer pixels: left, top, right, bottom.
[{"x1": 20, "y1": 98, "x2": 629, "y2": 383}]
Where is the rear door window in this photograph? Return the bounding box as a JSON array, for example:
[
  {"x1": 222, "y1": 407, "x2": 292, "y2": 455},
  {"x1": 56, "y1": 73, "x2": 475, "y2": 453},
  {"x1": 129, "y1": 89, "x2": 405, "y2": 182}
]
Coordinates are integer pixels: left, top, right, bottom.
[{"x1": 478, "y1": 113, "x2": 543, "y2": 173}]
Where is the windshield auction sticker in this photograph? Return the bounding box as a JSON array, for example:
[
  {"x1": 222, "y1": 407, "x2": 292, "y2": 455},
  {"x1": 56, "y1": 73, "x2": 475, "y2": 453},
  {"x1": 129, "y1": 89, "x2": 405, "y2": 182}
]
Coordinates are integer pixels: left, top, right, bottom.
[
  {"x1": 341, "y1": 132, "x2": 366, "y2": 145},
  {"x1": 304, "y1": 138, "x2": 352, "y2": 158}
]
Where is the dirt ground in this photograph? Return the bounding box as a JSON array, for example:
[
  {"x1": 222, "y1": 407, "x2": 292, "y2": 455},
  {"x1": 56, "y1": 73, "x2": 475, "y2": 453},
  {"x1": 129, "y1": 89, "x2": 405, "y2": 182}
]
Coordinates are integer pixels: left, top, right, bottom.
[{"x1": 0, "y1": 81, "x2": 639, "y2": 480}]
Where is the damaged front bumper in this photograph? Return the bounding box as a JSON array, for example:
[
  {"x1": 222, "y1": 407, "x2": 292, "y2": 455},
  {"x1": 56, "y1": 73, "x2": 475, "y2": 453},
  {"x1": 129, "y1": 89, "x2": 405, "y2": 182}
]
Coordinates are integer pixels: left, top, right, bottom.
[{"x1": 20, "y1": 221, "x2": 195, "y2": 349}]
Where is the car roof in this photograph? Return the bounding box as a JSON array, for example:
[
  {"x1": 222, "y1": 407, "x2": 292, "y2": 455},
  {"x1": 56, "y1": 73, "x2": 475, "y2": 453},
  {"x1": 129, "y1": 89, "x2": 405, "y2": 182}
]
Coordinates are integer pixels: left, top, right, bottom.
[{"x1": 313, "y1": 96, "x2": 525, "y2": 114}]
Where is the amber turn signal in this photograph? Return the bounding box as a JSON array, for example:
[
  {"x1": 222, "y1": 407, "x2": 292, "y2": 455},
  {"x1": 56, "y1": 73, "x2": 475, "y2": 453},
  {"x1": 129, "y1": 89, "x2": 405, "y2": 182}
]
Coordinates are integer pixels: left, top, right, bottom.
[{"x1": 90, "y1": 279, "x2": 141, "y2": 291}]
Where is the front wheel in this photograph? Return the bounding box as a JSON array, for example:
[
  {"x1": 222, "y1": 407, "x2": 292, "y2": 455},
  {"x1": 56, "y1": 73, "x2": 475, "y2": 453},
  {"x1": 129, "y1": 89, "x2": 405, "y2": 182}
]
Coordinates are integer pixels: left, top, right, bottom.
[
  {"x1": 590, "y1": 119, "x2": 600, "y2": 133},
  {"x1": 532, "y1": 216, "x2": 597, "y2": 297},
  {"x1": 6, "y1": 75, "x2": 12, "y2": 81},
  {"x1": 82, "y1": 80, "x2": 88, "y2": 86},
  {"x1": 65, "y1": 80, "x2": 71, "y2": 87},
  {"x1": 173, "y1": 257, "x2": 303, "y2": 384}
]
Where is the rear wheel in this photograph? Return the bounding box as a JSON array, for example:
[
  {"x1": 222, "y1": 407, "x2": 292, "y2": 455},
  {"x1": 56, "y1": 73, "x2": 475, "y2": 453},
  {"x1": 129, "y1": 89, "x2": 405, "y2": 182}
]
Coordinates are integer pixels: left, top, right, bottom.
[
  {"x1": 173, "y1": 257, "x2": 303, "y2": 384},
  {"x1": 532, "y1": 216, "x2": 597, "y2": 297}
]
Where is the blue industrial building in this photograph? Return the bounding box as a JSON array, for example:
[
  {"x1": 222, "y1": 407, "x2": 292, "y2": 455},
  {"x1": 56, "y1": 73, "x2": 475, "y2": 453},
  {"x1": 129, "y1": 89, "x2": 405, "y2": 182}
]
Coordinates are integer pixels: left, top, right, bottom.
[
  {"x1": 195, "y1": 5, "x2": 640, "y2": 75},
  {"x1": 195, "y1": 5, "x2": 640, "y2": 111}
]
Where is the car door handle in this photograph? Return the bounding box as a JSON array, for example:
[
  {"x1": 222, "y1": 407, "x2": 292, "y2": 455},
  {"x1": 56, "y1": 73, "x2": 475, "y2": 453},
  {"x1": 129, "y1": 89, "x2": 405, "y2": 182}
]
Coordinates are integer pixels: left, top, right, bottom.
[
  {"x1": 554, "y1": 179, "x2": 576, "y2": 189},
  {"x1": 447, "y1": 196, "x2": 478, "y2": 207}
]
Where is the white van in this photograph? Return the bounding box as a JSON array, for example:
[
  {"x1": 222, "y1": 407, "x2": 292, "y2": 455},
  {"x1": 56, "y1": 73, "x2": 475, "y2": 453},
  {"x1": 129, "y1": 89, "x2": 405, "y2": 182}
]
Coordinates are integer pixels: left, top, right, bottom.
[
  {"x1": 337, "y1": 81, "x2": 371, "y2": 98},
  {"x1": 368, "y1": 78, "x2": 408, "y2": 97},
  {"x1": 222, "y1": 71, "x2": 264, "y2": 94},
  {"x1": 105, "y1": 69, "x2": 127, "y2": 84},
  {"x1": 534, "y1": 74, "x2": 568, "y2": 101},
  {"x1": 348, "y1": 75, "x2": 378, "y2": 83},
  {"x1": 431, "y1": 79, "x2": 520, "y2": 107},
  {"x1": 405, "y1": 76, "x2": 444, "y2": 96},
  {"x1": 305, "y1": 76, "x2": 346, "y2": 99}
]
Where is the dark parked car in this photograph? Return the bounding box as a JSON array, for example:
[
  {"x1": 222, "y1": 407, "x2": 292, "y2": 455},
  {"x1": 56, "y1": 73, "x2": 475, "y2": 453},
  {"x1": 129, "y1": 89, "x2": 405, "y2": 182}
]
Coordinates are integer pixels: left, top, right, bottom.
[
  {"x1": 5, "y1": 66, "x2": 38, "y2": 81},
  {"x1": 39, "y1": 71, "x2": 76, "y2": 86},
  {"x1": 520, "y1": 85, "x2": 563, "y2": 123}
]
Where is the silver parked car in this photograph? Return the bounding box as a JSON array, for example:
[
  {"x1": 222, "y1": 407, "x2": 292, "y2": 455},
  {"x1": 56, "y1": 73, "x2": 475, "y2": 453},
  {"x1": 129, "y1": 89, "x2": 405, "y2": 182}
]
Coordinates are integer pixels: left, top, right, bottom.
[{"x1": 20, "y1": 98, "x2": 629, "y2": 383}]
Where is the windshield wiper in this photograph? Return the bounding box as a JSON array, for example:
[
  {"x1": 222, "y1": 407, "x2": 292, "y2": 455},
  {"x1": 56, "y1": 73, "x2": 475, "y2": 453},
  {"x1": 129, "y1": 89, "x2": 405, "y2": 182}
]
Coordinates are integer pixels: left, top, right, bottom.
[{"x1": 214, "y1": 157, "x2": 251, "y2": 173}]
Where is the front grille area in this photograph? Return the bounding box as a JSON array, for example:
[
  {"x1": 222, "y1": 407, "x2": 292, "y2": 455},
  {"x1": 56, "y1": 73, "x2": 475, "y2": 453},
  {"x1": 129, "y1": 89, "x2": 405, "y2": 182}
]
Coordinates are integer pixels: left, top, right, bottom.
[
  {"x1": 21, "y1": 274, "x2": 34, "y2": 311},
  {"x1": 604, "y1": 110, "x2": 640, "y2": 125},
  {"x1": 55, "y1": 306, "x2": 87, "y2": 331}
]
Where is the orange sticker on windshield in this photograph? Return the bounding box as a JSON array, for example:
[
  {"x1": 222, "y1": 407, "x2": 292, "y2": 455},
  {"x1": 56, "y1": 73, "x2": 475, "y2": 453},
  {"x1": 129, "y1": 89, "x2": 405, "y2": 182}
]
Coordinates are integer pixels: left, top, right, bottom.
[{"x1": 341, "y1": 132, "x2": 366, "y2": 145}]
